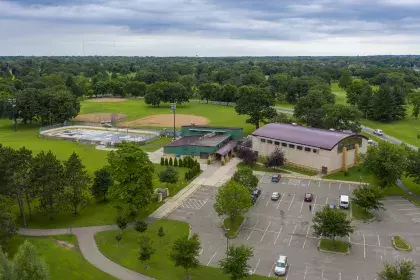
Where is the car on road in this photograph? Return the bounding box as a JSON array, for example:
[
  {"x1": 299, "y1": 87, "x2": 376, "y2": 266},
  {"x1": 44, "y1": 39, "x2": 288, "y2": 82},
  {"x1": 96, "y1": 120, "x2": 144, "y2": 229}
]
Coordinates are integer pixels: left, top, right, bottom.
[
  {"x1": 304, "y1": 193, "x2": 313, "y2": 202},
  {"x1": 367, "y1": 139, "x2": 374, "y2": 144},
  {"x1": 373, "y1": 129, "x2": 384, "y2": 136},
  {"x1": 271, "y1": 192, "x2": 281, "y2": 201},
  {"x1": 274, "y1": 255, "x2": 289, "y2": 276},
  {"x1": 328, "y1": 204, "x2": 336, "y2": 209},
  {"x1": 271, "y1": 174, "x2": 281, "y2": 182}
]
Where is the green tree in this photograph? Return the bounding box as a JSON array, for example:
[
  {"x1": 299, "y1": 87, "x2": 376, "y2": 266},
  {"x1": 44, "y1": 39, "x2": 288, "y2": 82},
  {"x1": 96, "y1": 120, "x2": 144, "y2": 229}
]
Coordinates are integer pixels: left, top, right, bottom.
[
  {"x1": 346, "y1": 79, "x2": 372, "y2": 105},
  {"x1": 164, "y1": 158, "x2": 169, "y2": 166},
  {"x1": 198, "y1": 83, "x2": 220, "y2": 103},
  {"x1": 160, "y1": 157, "x2": 164, "y2": 166},
  {"x1": 214, "y1": 181, "x2": 252, "y2": 228},
  {"x1": 37, "y1": 88, "x2": 80, "y2": 125},
  {"x1": 363, "y1": 142, "x2": 406, "y2": 188},
  {"x1": 269, "y1": 112, "x2": 297, "y2": 124},
  {"x1": 91, "y1": 167, "x2": 113, "y2": 201},
  {"x1": 352, "y1": 185, "x2": 384, "y2": 213},
  {"x1": 125, "y1": 81, "x2": 147, "y2": 98},
  {"x1": 134, "y1": 220, "x2": 148, "y2": 233},
  {"x1": 232, "y1": 167, "x2": 258, "y2": 193},
  {"x1": 219, "y1": 84, "x2": 238, "y2": 105},
  {"x1": 408, "y1": 91, "x2": 420, "y2": 119},
  {"x1": 138, "y1": 234, "x2": 156, "y2": 269},
  {"x1": 157, "y1": 226, "x2": 165, "y2": 242},
  {"x1": 174, "y1": 157, "x2": 178, "y2": 167},
  {"x1": 63, "y1": 152, "x2": 91, "y2": 215},
  {"x1": 170, "y1": 233, "x2": 201, "y2": 280},
  {"x1": 378, "y1": 260, "x2": 415, "y2": 280},
  {"x1": 158, "y1": 167, "x2": 179, "y2": 187},
  {"x1": 0, "y1": 249, "x2": 14, "y2": 280},
  {"x1": 0, "y1": 196, "x2": 17, "y2": 250},
  {"x1": 30, "y1": 151, "x2": 64, "y2": 220},
  {"x1": 294, "y1": 90, "x2": 333, "y2": 128},
  {"x1": 116, "y1": 215, "x2": 128, "y2": 234},
  {"x1": 264, "y1": 148, "x2": 286, "y2": 169},
  {"x1": 235, "y1": 86, "x2": 276, "y2": 129},
  {"x1": 13, "y1": 240, "x2": 49, "y2": 280},
  {"x1": 219, "y1": 245, "x2": 253, "y2": 280},
  {"x1": 338, "y1": 70, "x2": 353, "y2": 89},
  {"x1": 107, "y1": 142, "x2": 155, "y2": 213},
  {"x1": 312, "y1": 206, "x2": 354, "y2": 241},
  {"x1": 169, "y1": 158, "x2": 173, "y2": 166},
  {"x1": 405, "y1": 149, "x2": 420, "y2": 184},
  {"x1": 322, "y1": 104, "x2": 362, "y2": 132}
]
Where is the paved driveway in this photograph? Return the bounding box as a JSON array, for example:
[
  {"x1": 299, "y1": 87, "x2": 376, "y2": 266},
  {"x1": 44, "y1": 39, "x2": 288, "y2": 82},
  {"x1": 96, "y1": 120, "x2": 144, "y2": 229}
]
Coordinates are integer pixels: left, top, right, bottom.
[{"x1": 167, "y1": 174, "x2": 420, "y2": 279}]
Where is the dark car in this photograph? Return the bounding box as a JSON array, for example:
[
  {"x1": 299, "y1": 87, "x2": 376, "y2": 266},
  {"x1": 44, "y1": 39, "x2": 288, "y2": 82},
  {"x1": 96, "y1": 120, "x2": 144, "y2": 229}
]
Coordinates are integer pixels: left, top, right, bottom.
[
  {"x1": 250, "y1": 189, "x2": 262, "y2": 204},
  {"x1": 271, "y1": 174, "x2": 281, "y2": 183},
  {"x1": 304, "y1": 193, "x2": 313, "y2": 202}
]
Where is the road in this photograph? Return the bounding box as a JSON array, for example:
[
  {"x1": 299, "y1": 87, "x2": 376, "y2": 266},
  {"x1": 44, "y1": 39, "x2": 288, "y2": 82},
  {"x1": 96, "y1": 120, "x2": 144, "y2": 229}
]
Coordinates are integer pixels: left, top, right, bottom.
[{"x1": 275, "y1": 107, "x2": 418, "y2": 150}]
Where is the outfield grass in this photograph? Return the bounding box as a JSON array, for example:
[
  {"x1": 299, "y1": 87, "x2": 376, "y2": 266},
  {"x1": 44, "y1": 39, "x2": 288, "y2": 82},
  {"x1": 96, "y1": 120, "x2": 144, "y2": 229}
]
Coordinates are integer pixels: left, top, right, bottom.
[
  {"x1": 392, "y1": 236, "x2": 411, "y2": 251},
  {"x1": 8, "y1": 235, "x2": 116, "y2": 280},
  {"x1": 318, "y1": 238, "x2": 349, "y2": 253},
  {"x1": 351, "y1": 204, "x2": 374, "y2": 221},
  {"x1": 81, "y1": 99, "x2": 255, "y2": 135},
  {"x1": 331, "y1": 82, "x2": 347, "y2": 105},
  {"x1": 223, "y1": 215, "x2": 244, "y2": 238},
  {"x1": 95, "y1": 220, "x2": 272, "y2": 280}
]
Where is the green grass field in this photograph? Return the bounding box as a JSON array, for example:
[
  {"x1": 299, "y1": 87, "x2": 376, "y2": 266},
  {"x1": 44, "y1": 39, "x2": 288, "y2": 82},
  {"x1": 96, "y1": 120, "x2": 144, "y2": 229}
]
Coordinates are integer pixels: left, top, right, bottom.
[
  {"x1": 331, "y1": 82, "x2": 347, "y2": 105},
  {"x1": 81, "y1": 99, "x2": 255, "y2": 135},
  {"x1": 8, "y1": 235, "x2": 116, "y2": 280},
  {"x1": 351, "y1": 204, "x2": 374, "y2": 221},
  {"x1": 392, "y1": 236, "x2": 411, "y2": 251},
  {"x1": 223, "y1": 215, "x2": 244, "y2": 238},
  {"x1": 318, "y1": 238, "x2": 349, "y2": 253},
  {"x1": 95, "y1": 220, "x2": 273, "y2": 280}
]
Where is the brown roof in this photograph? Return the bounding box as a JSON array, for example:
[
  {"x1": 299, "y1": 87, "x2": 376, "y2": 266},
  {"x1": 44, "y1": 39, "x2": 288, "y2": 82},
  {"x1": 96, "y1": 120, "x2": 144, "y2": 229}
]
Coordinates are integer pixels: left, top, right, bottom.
[
  {"x1": 252, "y1": 123, "x2": 366, "y2": 150},
  {"x1": 165, "y1": 135, "x2": 230, "y2": 147}
]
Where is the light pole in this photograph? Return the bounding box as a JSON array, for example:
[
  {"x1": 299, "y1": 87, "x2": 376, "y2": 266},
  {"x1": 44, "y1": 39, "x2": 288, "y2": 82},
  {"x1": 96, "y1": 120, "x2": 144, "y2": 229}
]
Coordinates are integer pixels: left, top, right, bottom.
[
  {"x1": 225, "y1": 228, "x2": 230, "y2": 255},
  {"x1": 170, "y1": 102, "x2": 176, "y2": 141},
  {"x1": 8, "y1": 98, "x2": 17, "y2": 132}
]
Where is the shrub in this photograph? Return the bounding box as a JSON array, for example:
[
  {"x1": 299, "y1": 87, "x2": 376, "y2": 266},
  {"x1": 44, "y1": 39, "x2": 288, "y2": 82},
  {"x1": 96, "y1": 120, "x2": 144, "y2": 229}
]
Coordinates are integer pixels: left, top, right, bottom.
[
  {"x1": 174, "y1": 157, "x2": 178, "y2": 167},
  {"x1": 178, "y1": 158, "x2": 183, "y2": 167},
  {"x1": 169, "y1": 158, "x2": 173, "y2": 166},
  {"x1": 134, "y1": 219, "x2": 148, "y2": 233},
  {"x1": 184, "y1": 170, "x2": 190, "y2": 180},
  {"x1": 164, "y1": 158, "x2": 169, "y2": 166},
  {"x1": 160, "y1": 157, "x2": 164, "y2": 165}
]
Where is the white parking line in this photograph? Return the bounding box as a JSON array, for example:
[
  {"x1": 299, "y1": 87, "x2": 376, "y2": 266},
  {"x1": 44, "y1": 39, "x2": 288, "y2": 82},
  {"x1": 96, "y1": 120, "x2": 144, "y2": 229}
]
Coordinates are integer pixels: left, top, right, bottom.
[
  {"x1": 288, "y1": 224, "x2": 297, "y2": 246},
  {"x1": 318, "y1": 180, "x2": 321, "y2": 188},
  {"x1": 265, "y1": 199, "x2": 270, "y2": 208},
  {"x1": 308, "y1": 180, "x2": 312, "y2": 187},
  {"x1": 302, "y1": 225, "x2": 311, "y2": 249},
  {"x1": 260, "y1": 221, "x2": 272, "y2": 242},
  {"x1": 253, "y1": 259, "x2": 260, "y2": 274},
  {"x1": 339, "y1": 272, "x2": 342, "y2": 280},
  {"x1": 288, "y1": 194, "x2": 295, "y2": 211},
  {"x1": 276, "y1": 193, "x2": 285, "y2": 209},
  {"x1": 377, "y1": 234, "x2": 381, "y2": 247},
  {"x1": 325, "y1": 197, "x2": 329, "y2": 205},
  {"x1": 312, "y1": 197, "x2": 317, "y2": 213},
  {"x1": 404, "y1": 213, "x2": 420, "y2": 215},
  {"x1": 286, "y1": 265, "x2": 291, "y2": 280},
  {"x1": 199, "y1": 249, "x2": 203, "y2": 255},
  {"x1": 339, "y1": 182, "x2": 342, "y2": 190},
  {"x1": 363, "y1": 233, "x2": 366, "y2": 258},
  {"x1": 300, "y1": 201, "x2": 304, "y2": 213},
  {"x1": 207, "y1": 252, "x2": 217, "y2": 265},
  {"x1": 322, "y1": 269, "x2": 324, "y2": 278},
  {"x1": 398, "y1": 208, "x2": 419, "y2": 210},
  {"x1": 268, "y1": 262, "x2": 275, "y2": 277},
  {"x1": 304, "y1": 266, "x2": 308, "y2": 279},
  {"x1": 393, "y1": 203, "x2": 413, "y2": 206},
  {"x1": 247, "y1": 220, "x2": 259, "y2": 240},
  {"x1": 274, "y1": 226, "x2": 283, "y2": 244},
  {"x1": 328, "y1": 181, "x2": 331, "y2": 188},
  {"x1": 349, "y1": 184, "x2": 351, "y2": 191}
]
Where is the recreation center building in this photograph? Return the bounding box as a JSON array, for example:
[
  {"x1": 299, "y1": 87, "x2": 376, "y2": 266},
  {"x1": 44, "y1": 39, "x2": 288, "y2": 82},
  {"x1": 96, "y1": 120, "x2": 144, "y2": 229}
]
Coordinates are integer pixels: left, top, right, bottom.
[
  {"x1": 251, "y1": 123, "x2": 368, "y2": 174},
  {"x1": 163, "y1": 125, "x2": 243, "y2": 160}
]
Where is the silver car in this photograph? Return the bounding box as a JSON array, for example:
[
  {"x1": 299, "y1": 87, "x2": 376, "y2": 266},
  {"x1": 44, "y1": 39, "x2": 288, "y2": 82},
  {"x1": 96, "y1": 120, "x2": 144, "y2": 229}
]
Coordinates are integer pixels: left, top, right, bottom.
[{"x1": 271, "y1": 192, "x2": 281, "y2": 201}]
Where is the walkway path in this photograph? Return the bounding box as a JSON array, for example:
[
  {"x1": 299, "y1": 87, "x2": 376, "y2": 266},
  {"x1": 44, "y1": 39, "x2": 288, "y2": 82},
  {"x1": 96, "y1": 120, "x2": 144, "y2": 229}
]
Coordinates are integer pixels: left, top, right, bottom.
[{"x1": 18, "y1": 159, "x2": 240, "y2": 280}]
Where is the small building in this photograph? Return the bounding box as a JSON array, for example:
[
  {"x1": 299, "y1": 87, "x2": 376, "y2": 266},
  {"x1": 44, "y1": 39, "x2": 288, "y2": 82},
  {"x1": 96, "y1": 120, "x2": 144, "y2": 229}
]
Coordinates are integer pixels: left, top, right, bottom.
[
  {"x1": 163, "y1": 125, "x2": 243, "y2": 160},
  {"x1": 251, "y1": 123, "x2": 368, "y2": 174}
]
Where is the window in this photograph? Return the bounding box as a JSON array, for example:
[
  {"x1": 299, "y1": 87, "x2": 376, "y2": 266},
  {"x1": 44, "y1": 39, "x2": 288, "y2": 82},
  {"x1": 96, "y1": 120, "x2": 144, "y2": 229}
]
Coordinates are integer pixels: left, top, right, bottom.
[
  {"x1": 337, "y1": 137, "x2": 363, "y2": 153},
  {"x1": 313, "y1": 149, "x2": 318, "y2": 153},
  {"x1": 275, "y1": 141, "x2": 280, "y2": 146},
  {"x1": 297, "y1": 146, "x2": 303, "y2": 150},
  {"x1": 289, "y1": 144, "x2": 295, "y2": 149},
  {"x1": 305, "y1": 147, "x2": 311, "y2": 152},
  {"x1": 267, "y1": 140, "x2": 273, "y2": 144},
  {"x1": 261, "y1": 139, "x2": 266, "y2": 143},
  {"x1": 281, "y1": 142, "x2": 287, "y2": 147}
]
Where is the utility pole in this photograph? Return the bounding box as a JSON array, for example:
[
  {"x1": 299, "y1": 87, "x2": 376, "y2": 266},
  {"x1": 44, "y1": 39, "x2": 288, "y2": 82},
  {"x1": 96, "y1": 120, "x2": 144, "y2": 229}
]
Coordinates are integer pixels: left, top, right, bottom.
[{"x1": 171, "y1": 102, "x2": 176, "y2": 141}]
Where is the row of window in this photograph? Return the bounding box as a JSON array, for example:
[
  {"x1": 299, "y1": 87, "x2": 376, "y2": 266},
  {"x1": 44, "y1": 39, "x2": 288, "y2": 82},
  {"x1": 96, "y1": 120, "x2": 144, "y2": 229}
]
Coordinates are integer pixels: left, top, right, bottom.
[{"x1": 260, "y1": 138, "x2": 318, "y2": 153}]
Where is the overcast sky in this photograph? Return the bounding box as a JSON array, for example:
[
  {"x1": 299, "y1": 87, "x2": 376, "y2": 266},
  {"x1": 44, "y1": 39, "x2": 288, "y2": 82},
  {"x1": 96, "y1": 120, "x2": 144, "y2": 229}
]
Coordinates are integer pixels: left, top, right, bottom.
[{"x1": 1, "y1": 0, "x2": 420, "y2": 56}]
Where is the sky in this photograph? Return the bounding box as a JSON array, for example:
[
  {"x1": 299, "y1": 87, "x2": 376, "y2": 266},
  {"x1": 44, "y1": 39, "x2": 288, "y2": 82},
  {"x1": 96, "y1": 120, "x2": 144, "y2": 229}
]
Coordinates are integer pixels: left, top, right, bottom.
[{"x1": 1, "y1": 0, "x2": 420, "y2": 56}]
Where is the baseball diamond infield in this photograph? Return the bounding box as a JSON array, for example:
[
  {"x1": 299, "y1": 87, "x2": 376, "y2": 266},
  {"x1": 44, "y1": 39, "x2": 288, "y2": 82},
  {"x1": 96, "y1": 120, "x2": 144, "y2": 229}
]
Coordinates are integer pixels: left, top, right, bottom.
[{"x1": 119, "y1": 114, "x2": 210, "y2": 127}]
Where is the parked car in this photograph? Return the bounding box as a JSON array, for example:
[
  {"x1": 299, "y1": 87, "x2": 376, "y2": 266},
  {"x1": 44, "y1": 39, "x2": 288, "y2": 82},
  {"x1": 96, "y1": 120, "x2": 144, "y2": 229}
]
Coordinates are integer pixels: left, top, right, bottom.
[
  {"x1": 251, "y1": 189, "x2": 262, "y2": 204},
  {"x1": 271, "y1": 174, "x2": 281, "y2": 183},
  {"x1": 339, "y1": 195, "x2": 350, "y2": 209},
  {"x1": 274, "y1": 255, "x2": 289, "y2": 276},
  {"x1": 271, "y1": 192, "x2": 281, "y2": 201},
  {"x1": 304, "y1": 193, "x2": 313, "y2": 202},
  {"x1": 373, "y1": 129, "x2": 384, "y2": 136},
  {"x1": 367, "y1": 139, "x2": 374, "y2": 144}
]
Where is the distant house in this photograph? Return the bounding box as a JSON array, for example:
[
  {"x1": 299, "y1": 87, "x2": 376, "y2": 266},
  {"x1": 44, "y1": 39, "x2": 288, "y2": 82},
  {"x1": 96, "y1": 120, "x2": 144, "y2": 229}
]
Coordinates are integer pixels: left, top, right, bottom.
[
  {"x1": 251, "y1": 123, "x2": 368, "y2": 174},
  {"x1": 163, "y1": 125, "x2": 243, "y2": 160}
]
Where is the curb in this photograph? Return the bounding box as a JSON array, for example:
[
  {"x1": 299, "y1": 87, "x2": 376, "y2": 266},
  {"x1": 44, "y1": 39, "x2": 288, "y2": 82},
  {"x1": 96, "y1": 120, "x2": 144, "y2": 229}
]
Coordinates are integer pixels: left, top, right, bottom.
[
  {"x1": 317, "y1": 240, "x2": 351, "y2": 255},
  {"x1": 392, "y1": 236, "x2": 412, "y2": 252}
]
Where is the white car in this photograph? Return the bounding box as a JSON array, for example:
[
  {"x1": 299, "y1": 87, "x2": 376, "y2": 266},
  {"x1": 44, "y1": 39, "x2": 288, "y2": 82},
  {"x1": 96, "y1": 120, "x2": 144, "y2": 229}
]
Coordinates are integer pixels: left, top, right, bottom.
[
  {"x1": 271, "y1": 192, "x2": 281, "y2": 201},
  {"x1": 367, "y1": 139, "x2": 374, "y2": 144},
  {"x1": 373, "y1": 129, "x2": 384, "y2": 136},
  {"x1": 339, "y1": 195, "x2": 349, "y2": 209},
  {"x1": 274, "y1": 255, "x2": 289, "y2": 276}
]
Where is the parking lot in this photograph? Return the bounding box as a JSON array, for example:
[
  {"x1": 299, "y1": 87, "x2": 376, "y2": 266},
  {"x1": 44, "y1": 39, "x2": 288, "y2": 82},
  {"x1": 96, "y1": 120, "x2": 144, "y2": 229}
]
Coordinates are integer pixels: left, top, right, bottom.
[{"x1": 168, "y1": 173, "x2": 420, "y2": 279}]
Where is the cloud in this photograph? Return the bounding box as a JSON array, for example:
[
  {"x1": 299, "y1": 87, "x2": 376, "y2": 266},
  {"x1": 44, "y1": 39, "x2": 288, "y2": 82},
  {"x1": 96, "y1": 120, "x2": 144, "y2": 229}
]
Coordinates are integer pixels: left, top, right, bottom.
[{"x1": 0, "y1": 0, "x2": 419, "y2": 55}]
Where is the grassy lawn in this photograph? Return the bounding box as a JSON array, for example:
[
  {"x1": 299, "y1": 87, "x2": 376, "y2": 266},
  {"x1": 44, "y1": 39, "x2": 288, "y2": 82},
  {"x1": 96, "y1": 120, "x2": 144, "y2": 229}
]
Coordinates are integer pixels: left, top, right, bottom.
[
  {"x1": 142, "y1": 137, "x2": 173, "y2": 152},
  {"x1": 7, "y1": 235, "x2": 116, "y2": 280},
  {"x1": 81, "y1": 99, "x2": 255, "y2": 135},
  {"x1": 360, "y1": 132, "x2": 384, "y2": 144},
  {"x1": 331, "y1": 82, "x2": 347, "y2": 105},
  {"x1": 281, "y1": 164, "x2": 318, "y2": 176},
  {"x1": 401, "y1": 177, "x2": 420, "y2": 195},
  {"x1": 351, "y1": 204, "x2": 374, "y2": 221},
  {"x1": 318, "y1": 238, "x2": 349, "y2": 253},
  {"x1": 237, "y1": 162, "x2": 291, "y2": 174},
  {"x1": 323, "y1": 166, "x2": 375, "y2": 184},
  {"x1": 223, "y1": 215, "x2": 244, "y2": 238},
  {"x1": 95, "y1": 220, "x2": 271, "y2": 280},
  {"x1": 274, "y1": 102, "x2": 295, "y2": 109},
  {"x1": 392, "y1": 236, "x2": 412, "y2": 251}
]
